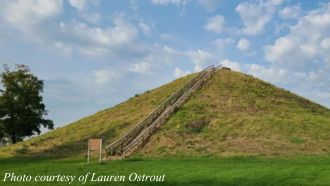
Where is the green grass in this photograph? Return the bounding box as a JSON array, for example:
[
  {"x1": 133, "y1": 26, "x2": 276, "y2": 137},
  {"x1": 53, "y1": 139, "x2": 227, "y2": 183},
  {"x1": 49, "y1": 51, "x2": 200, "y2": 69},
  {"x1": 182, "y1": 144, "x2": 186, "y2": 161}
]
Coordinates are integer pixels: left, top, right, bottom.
[
  {"x1": 141, "y1": 70, "x2": 330, "y2": 156},
  {"x1": 1, "y1": 69, "x2": 330, "y2": 159},
  {"x1": 0, "y1": 74, "x2": 196, "y2": 158},
  {"x1": 1, "y1": 156, "x2": 330, "y2": 185}
]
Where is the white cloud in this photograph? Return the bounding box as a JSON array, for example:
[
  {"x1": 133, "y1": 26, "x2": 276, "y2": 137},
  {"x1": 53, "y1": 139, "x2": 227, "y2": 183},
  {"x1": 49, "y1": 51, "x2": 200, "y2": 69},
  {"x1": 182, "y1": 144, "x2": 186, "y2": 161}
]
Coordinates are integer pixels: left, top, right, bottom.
[
  {"x1": 271, "y1": 0, "x2": 284, "y2": 5},
  {"x1": 197, "y1": 0, "x2": 221, "y2": 12},
  {"x1": 132, "y1": 45, "x2": 217, "y2": 74},
  {"x1": 237, "y1": 38, "x2": 251, "y2": 52},
  {"x1": 0, "y1": 0, "x2": 62, "y2": 33},
  {"x1": 321, "y1": 38, "x2": 330, "y2": 49},
  {"x1": 150, "y1": 0, "x2": 188, "y2": 16},
  {"x1": 81, "y1": 13, "x2": 101, "y2": 24},
  {"x1": 265, "y1": 3, "x2": 330, "y2": 66},
  {"x1": 138, "y1": 21, "x2": 151, "y2": 36},
  {"x1": 52, "y1": 41, "x2": 73, "y2": 55},
  {"x1": 129, "y1": 62, "x2": 151, "y2": 74},
  {"x1": 68, "y1": 0, "x2": 87, "y2": 11},
  {"x1": 58, "y1": 17, "x2": 139, "y2": 57},
  {"x1": 213, "y1": 38, "x2": 235, "y2": 50},
  {"x1": 0, "y1": 1, "x2": 146, "y2": 58},
  {"x1": 251, "y1": 3, "x2": 330, "y2": 108},
  {"x1": 236, "y1": 0, "x2": 283, "y2": 35},
  {"x1": 150, "y1": 0, "x2": 186, "y2": 5},
  {"x1": 151, "y1": 0, "x2": 221, "y2": 13},
  {"x1": 247, "y1": 64, "x2": 287, "y2": 83},
  {"x1": 92, "y1": 69, "x2": 120, "y2": 84},
  {"x1": 204, "y1": 15, "x2": 225, "y2": 33},
  {"x1": 186, "y1": 49, "x2": 215, "y2": 71},
  {"x1": 174, "y1": 67, "x2": 190, "y2": 78},
  {"x1": 317, "y1": 92, "x2": 330, "y2": 99},
  {"x1": 279, "y1": 4, "x2": 301, "y2": 20},
  {"x1": 137, "y1": 45, "x2": 217, "y2": 73},
  {"x1": 274, "y1": 22, "x2": 291, "y2": 34},
  {"x1": 219, "y1": 59, "x2": 241, "y2": 72}
]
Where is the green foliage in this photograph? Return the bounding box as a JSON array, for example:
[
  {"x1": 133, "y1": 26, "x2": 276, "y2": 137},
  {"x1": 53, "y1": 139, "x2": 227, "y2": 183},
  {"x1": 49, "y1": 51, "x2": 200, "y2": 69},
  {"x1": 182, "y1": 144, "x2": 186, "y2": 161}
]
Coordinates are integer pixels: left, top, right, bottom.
[
  {"x1": 0, "y1": 64, "x2": 53, "y2": 143},
  {"x1": 0, "y1": 120, "x2": 4, "y2": 139}
]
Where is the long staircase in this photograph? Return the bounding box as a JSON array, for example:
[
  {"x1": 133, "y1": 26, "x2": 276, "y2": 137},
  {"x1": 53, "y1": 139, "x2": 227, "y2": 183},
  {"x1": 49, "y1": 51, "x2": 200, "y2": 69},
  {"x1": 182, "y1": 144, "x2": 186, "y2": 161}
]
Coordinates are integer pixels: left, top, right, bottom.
[{"x1": 104, "y1": 65, "x2": 217, "y2": 159}]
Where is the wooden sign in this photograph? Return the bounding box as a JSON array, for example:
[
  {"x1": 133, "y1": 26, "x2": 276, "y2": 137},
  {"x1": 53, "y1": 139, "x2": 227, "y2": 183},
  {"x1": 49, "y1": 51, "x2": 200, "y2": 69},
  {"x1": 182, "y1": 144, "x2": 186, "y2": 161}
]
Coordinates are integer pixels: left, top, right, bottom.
[
  {"x1": 87, "y1": 139, "x2": 102, "y2": 163},
  {"x1": 88, "y1": 139, "x2": 102, "y2": 151}
]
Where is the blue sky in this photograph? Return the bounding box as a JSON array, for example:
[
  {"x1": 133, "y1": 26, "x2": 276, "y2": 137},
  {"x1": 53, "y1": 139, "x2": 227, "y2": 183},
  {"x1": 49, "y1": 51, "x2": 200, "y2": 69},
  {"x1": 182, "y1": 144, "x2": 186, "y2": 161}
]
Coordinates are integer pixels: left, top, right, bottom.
[{"x1": 0, "y1": 0, "x2": 330, "y2": 130}]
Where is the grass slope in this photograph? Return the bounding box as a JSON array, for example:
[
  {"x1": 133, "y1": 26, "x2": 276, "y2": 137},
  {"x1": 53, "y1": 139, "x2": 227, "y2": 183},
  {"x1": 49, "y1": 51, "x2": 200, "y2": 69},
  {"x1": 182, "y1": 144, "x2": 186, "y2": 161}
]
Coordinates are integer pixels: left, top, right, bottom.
[
  {"x1": 140, "y1": 70, "x2": 330, "y2": 157},
  {"x1": 0, "y1": 74, "x2": 195, "y2": 158},
  {"x1": 1, "y1": 156, "x2": 330, "y2": 186},
  {"x1": 1, "y1": 69, "x2": 330, "y2": 159}
]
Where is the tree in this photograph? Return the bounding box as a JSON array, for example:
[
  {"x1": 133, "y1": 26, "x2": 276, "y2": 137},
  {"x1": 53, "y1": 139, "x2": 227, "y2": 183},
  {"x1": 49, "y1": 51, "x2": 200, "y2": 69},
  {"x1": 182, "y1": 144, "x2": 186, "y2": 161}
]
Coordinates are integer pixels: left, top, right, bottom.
[
  {"x1": 0, "y1": 64, "x2": 53, "y2": 143},
  {"x1": 0, "y1": 84, "x2": 6, "y2": 140}
]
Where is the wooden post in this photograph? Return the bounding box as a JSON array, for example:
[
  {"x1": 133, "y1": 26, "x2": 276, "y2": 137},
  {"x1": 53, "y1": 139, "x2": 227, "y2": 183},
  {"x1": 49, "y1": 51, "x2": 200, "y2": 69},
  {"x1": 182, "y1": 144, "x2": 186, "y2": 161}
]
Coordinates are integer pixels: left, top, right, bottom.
[
  {"x1": 87, "y1": 143, "x2": 90, "y2": 164},
  {"x1": 99, "y1": 139, "x2": 102, "y2": 163}
]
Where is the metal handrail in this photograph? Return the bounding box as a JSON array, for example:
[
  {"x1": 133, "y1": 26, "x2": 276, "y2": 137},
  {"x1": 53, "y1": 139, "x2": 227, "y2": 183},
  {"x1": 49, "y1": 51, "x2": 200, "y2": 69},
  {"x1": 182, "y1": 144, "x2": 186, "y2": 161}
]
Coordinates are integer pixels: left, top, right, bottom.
[
  {"x1": 104, "y1": 65, "x2": 214, "y2": 155},
  {"x1": 121, "y1": 67, "x2": 215, "y2": 155}
]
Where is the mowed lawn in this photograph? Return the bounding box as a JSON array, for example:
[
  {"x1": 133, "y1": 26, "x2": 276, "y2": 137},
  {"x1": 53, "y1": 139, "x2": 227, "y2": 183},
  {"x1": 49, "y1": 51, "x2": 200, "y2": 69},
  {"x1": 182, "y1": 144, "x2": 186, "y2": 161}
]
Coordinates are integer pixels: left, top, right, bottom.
[{"x1": 1, "y1": 156, "x2": 330, "y2": 186}]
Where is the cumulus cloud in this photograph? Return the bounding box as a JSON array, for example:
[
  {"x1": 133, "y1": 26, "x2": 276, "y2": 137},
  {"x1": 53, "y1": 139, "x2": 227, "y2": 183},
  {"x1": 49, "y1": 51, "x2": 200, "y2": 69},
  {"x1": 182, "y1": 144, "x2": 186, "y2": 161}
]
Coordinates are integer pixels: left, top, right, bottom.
[
  {"x1": 204, "y1": 15, "x2": 225, "y2": 33},
  {"x1": 92, "y1": 68, "x2": 121, "y2": 85},
  {"x1": 135, "y1": 45, "x2": 216, "y2": 73},
  {"x1": 265, "y1": 3, "x2": 330, "y2": 67},
  {"x1": 249, "y1": 3, "x2": 330, "y2": 108},
  {"x1": 150, "y1": 0, "x2": 186, "y2": 5},
  {"x1": 237, "y1": 38, "x2": 251, "y2": 52},
  {"x1": 246, "y1": 64, "x2": 288, "y2": 83},
  {"x1": 322, "y1": 38, "x2": 330, "y2": 49},
  {"x1": 219, "y1": 59, "x2": 241, "y2": 72},
  {"x1": 57, "y1": 17, "x2": 140, "y2": 57},
  {"x1": 138, "y1": 21, "x2": 152, "y2": 36},
  {"x1": 174, "y1": 67, "x2": 190, "y2": 78},
  {"x1": 0, "y1": 0, "x2": 145, "y2": 58},
  {"x1": 236, "y1": 0, "x2": 284, "y2": 35},
  {"x1": 213, "y1": 38, "x2": 235, "y2": 50},
  {"x1": 279, "y1": 4, "x2": 301, "y2": 20},
  {"x1": 186, "y1": 49, "x2": 215, "y2": 71},
  {"x1": 197, "y1": 0, "x2": 221, "y2": 12},
  {"x1": 151, "y1": 0, "x2": 221, "y2": 12},
  {"x1": 129, "y1": 62, "x2": 152, "y2": 74},
  {"x1": 0, "y1": 0, "x2": 62, "y2": 34},
  {"x1": 68, "y1": 0, "x2": 87, "y2": 11}
]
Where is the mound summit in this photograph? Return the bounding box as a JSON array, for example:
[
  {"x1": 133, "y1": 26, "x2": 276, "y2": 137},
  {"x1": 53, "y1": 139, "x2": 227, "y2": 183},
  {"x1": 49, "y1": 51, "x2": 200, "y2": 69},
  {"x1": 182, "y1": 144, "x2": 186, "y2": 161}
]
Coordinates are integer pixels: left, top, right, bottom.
[{"x1": 1, "y1": 68, "x2": 330, "y2": 158}]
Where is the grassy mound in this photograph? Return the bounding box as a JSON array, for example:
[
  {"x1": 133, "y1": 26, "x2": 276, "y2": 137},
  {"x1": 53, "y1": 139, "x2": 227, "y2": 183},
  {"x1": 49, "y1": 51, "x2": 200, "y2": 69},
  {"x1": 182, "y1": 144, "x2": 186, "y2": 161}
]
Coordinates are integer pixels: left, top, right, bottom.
[
  {"x1": 139, "y1": 70, "x2": 330, "y2": 156},
  {"x1": 1, "y1": 69, "x2": 330, "y2": 158},
  {"x1": 0, "y1": 74, "x2": 195, "y2": 158}
]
